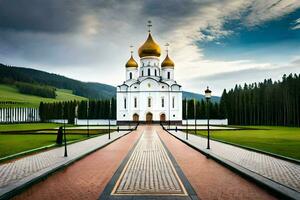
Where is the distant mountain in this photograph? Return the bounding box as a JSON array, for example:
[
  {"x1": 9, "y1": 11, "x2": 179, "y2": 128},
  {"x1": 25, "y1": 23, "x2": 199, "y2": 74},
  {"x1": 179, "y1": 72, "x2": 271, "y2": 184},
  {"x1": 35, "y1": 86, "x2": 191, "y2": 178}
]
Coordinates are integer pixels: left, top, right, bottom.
[
  {"x1": 0, "y1": 64, "x2": 116, "y2": 99},
  {"x1": 183, "y1": 91, "x2": 220, "y2": 103}
]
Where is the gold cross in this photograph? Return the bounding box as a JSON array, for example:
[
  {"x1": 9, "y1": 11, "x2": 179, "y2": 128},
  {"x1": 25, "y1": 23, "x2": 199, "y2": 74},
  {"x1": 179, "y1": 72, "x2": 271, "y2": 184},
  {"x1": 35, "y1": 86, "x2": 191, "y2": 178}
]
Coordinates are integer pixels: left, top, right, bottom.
[
  {"x1": 147, "y1": 20, "x2": 152, "y2": 32},
  {"x1": 165, "y1": 43, "x2": 170, "y2": 53},
  {"x1": 130, "y1": 45, "x2": 134, "y2": 55}
]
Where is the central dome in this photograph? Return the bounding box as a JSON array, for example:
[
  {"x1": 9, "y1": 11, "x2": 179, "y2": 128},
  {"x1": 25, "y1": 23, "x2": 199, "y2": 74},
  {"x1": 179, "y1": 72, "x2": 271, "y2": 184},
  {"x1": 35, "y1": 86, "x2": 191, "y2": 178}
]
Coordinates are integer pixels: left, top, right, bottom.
[{"x1": 138, "y1": 33, "x2": 161, "y2": 58}]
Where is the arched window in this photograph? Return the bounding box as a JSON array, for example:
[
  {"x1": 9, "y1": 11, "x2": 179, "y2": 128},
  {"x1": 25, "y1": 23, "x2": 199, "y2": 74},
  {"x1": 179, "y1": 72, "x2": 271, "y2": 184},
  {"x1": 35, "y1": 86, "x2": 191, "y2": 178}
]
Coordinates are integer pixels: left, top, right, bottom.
[
  {"x1": 142, "y1": 70, "x2": 144, "y2": 76},
  {"x1": 168, "y1": 72, "x2": 171, "y2": 79},
  {"x1": 134, "y1": 97, "x2": 137, "y2": 108},
  {"x1": 148, "y1": 97, "x2": 151, "y2": 107},
  {"x1": 148, "y1": 68, "x2": 151, "y2": 76},
  {"x1": 155, "y1": 69, "x2": 157, "y2": 76},
  {"x1": 172, "y1": 97, "x2": 175, "y2": 108},
  {"x1": 161, "y1": 97, "x2": 164, "y2": 108},
  {"x1": 124, "y1": 98, "x2": 127, "y2": 109},
  {"x1": 129, "y1": 72, "x2": 132, "y2": 79}
]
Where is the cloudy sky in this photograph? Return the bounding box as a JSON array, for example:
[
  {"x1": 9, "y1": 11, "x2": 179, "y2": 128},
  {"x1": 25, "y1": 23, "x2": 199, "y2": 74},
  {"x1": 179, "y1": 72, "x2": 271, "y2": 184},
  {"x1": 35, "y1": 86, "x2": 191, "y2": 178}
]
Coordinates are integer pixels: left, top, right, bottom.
[{"x1": 0, "y1": 0, "x2": 300, "y2": 95}]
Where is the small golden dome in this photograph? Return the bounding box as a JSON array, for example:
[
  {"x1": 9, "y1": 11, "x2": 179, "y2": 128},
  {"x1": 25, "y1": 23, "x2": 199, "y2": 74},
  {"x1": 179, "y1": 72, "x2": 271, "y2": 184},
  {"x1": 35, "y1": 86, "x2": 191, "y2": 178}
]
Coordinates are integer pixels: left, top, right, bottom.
[
  {"x1": 161, "y1": 54, "x2": 174, "y2": 68},
  {"x1": 125, "y1": 55, "x2": 138, "y2": 68},
  {"x1": 138, "y1": 33, "x2": 161, "y2": 58}
]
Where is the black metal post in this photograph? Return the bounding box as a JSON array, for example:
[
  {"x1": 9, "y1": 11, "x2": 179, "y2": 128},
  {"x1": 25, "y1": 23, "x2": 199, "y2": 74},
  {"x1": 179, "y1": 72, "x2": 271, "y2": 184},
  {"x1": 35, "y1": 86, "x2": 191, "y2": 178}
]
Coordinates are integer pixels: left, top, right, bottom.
[
  {"x1": 87, "y1": 101, "x2": 90, "y2": 137},
  {"x1": 194, "y1": 99, "x2": 197, "y2": 135},
  {"x1": 63, "y1": 104, "x2": 68, "y2": 157},
  {"x1": 206, "y1": 98, "x2": 210, "y2": 149},
  {"x1": 185, "y1": 98, "x2": 188, "y2": 140},
  {"x1": 168, "y1": 91, "x2": 171, "y2": 130},
  {"x1": 108, "y1": 99, "x2": 111, "y2": 140}
]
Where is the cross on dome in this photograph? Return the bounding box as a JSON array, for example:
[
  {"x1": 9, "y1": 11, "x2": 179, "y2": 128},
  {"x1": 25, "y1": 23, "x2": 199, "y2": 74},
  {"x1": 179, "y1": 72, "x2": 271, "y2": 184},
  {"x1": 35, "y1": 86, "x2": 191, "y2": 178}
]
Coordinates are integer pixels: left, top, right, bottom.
[
  {"x1": 130, "y1": 45, "x2": 134, "y2": 55},
  {"x1": 125, "y1": 45, "x2": 138, "y2": 68},
  {"x1": 165, "y1": 43, "x2": 170, "y2": 53},
  {"x1": 147, "y1": 20, "x2": 152, "y2": 32},
  {"x1": 161, "y1": 43, "x2": 174, "y2": 68}
]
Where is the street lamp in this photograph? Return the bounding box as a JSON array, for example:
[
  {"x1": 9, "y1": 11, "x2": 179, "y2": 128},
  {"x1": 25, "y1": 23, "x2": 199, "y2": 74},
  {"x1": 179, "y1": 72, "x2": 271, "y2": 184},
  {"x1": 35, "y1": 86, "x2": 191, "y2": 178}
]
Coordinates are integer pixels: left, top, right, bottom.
[
  {"x1": 194, "y1": 98, "x2": 197, "y2": 135},
  {"x1": 205, "y1": 86, "x2": 212, "y2": 149},
  {"x1": 185, "y1": 98, "x2": 188, "y2": 140},
  {"x1": 62, "y1": 103, "x2": 68, "y2": 157},
  {"x1": 87, "y1": 101, "x2": 90, "y2": 137},
  {"x1": 108, "y1": 99, "x2": 111, "y2": 140}
]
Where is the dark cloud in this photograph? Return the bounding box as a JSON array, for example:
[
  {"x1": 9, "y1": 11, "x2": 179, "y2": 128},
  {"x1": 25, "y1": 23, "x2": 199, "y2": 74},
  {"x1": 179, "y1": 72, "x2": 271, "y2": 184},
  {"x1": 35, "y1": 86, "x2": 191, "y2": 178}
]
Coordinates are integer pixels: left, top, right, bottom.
[
  {"x1": 142, "y1": 0, "x2": 202, "y2": 18},
  {"x1": 0, "y1": 0, "x2": 85, "y2": 33}
]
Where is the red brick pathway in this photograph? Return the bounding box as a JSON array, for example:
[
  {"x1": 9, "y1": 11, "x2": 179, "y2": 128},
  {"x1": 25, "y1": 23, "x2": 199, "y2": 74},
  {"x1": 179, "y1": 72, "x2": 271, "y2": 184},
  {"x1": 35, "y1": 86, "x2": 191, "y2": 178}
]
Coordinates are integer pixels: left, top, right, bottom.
[
  {"x1": 13, "y1": 125, "x2": 277, "y2": 199},
  {"x1": 156, "y1": 126, "x2": 277, "y2": 200},
  {"x1": 13, "y1": 128, "x2": 141, "y2": 200}
]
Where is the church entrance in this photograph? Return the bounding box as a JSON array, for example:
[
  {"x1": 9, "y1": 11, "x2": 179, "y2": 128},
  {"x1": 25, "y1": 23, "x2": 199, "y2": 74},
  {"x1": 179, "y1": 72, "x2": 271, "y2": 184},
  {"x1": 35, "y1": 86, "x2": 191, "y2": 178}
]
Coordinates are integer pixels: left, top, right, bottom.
[
  {"x1": 133, "y1": 114, "x2": 139, "y2": 122},
  {"x1": 160, "y1": 113, "x2": 166, "y2": 122},
  {"x1": 146, "y1": 112, "x2": 153, "y2": 123}
]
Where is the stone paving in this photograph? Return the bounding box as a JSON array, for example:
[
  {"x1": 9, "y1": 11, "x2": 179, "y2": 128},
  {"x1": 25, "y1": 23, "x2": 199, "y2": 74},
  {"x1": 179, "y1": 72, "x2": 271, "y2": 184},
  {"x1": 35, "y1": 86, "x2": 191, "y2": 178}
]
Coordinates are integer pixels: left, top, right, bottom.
[
  {"x1": 166, "y1": 125, "x2": 237, "y2": 130},
  {"x1": 0, "y1": 130, "x2": 129, "y2": 197},
  {"x1": 112, "y1": 130, "x2": 187, "y2": 196},
  {"x1": 169, "y1": 130, "x2": 300, "y2": 193}
]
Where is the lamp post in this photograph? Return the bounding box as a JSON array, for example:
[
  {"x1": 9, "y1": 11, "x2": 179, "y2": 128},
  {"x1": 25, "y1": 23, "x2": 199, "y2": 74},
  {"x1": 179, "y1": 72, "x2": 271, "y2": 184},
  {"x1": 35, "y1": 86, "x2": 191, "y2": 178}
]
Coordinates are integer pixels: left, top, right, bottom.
[
  {"x1": 185, "y1": 98, "x2": 188, "y2": 140},
  {"x1": 109, "y1": 98, "x2": 111, "y2": 140},
  {"x1": 87, "y1": 101, "x2": 90, "y2": 137},
  {"x1": 205, "y1": 86, "x2": 212, "y2": 149},
  {"x1": 62, "y1": 103, "x2": 68, "y2": 157},
  {"x1": 194, "y1": 98, "x2": 197, "y2": 135},
  {"x1": 168, "y1": 91, "x2": 171, "y2": 130}
]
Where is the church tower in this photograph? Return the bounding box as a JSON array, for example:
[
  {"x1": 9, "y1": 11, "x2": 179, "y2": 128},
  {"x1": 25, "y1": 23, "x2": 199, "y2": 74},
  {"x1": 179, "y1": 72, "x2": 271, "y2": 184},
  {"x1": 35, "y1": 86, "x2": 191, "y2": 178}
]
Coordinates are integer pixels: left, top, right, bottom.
[
  {"x1": 116, "y1": 21, "x2": 182, "y2": 124},
  {"x1": 125, "y1": 47, "x2": 138, "y2": 80}
]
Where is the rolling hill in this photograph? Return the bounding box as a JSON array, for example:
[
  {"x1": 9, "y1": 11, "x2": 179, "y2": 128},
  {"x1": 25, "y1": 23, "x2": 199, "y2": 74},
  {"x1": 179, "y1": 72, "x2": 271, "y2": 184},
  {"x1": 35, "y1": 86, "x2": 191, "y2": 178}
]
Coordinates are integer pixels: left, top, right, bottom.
[
  {"x1": 0, "y1": 64, "x2": 116, "y2": 99},
  {"x1": 0, "y1": 84, "x2": 86, "y2": 108}
]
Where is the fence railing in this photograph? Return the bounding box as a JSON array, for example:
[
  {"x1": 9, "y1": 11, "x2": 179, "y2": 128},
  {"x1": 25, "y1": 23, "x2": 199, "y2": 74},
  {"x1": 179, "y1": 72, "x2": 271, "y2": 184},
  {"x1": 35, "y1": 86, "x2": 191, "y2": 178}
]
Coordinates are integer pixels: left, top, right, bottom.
[{"x1": 0, "y1": 107, "x2": 40, "y2": 123}]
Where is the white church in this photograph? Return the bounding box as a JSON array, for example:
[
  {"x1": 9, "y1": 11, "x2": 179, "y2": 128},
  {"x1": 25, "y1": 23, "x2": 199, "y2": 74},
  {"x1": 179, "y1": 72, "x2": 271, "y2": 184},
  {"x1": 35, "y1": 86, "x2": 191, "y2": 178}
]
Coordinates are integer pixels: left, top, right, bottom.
[{"x1": 116, "y1": 24, "x2": 182, "y2": 124}]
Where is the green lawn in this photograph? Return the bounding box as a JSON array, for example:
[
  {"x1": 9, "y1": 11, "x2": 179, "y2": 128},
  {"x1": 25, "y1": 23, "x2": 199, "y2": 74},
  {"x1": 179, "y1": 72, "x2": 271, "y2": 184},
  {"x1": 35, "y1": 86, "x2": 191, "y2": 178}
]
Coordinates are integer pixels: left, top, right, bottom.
[
  {"x1": 192, "y1": 126, "x2": 300, "y2": 160},
  {"x1": 0, "y1": 134, "x2": 87, "y2": 158},
  {"x1": 0, "y1": 123, "x2": 63, "y2": 132},
  {"x1": 0, "y1": 84, "x2": 86, "y2": 108}
]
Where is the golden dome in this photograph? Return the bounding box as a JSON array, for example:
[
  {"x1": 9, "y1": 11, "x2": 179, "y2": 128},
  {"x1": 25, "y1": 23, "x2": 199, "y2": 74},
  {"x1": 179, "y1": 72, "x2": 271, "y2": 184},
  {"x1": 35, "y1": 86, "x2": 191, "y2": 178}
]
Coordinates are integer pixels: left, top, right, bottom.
[
  {"x1": 125, "y1": 55, "x2": 138, "y2": 68},
  {"x1": 138, "y1": 33, "x2": 161, "y2": 58},
  {"x1": 161, "y1": 54, "x2": 175, "y2": 68}
]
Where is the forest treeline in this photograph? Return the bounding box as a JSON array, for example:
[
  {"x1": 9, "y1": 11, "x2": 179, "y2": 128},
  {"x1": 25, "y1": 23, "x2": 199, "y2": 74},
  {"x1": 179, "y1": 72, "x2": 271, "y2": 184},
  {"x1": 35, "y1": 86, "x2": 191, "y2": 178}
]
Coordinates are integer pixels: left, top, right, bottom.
[
  {"x1": 220, "y1": 73, "x2": 300, "y2": 126},
  {"x1": 15, "y1": 82, "x2": 56, "y2": 98},
  {"x1": 39, "y1": 98, "x2": 222, "y2": 123},
  {"x1": 39, "y1": 99, "x2": 116, "y2": 123},
  {"x1": 182, "y1": 99, "x2": 224, "y2": 119}
]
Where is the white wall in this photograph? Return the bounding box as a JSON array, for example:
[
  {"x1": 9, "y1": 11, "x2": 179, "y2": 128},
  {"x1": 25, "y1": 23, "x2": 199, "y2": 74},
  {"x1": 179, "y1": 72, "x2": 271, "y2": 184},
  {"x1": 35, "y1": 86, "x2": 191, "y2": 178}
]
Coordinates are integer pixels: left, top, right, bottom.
[{"x1": 182, "y1": 119, "x2": 228, "y2": 125}]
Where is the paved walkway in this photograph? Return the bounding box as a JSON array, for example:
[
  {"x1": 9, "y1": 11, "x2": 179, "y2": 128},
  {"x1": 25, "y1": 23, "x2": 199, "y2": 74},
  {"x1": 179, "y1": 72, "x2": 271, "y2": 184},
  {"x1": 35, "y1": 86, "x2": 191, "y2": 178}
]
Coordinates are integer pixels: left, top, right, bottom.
[
  {"x1": 5, "y1": 125, "x2": 280, "y2": 199},
  {"x1": 13, "y1": 128, "x2": 141, "y2": 200},
  {"x1": 157, "y1": 126, "x2": 276, "y2": 200},
  {"x1": 0, "y1": 130, "x2": 129, "y2": 198},
  {"x1": 104, "y1": 129, "x2": 196, "y2": 199},
  {"x1": 169, "y1": 130, "x2": 300, "y2": 194}
]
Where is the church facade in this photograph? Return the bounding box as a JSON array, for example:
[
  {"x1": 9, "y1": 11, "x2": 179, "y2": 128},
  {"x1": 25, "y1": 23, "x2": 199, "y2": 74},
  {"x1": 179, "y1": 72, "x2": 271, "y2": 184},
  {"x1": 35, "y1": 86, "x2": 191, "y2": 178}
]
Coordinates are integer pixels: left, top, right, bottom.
[{"x1": 116, "y1": 27, "x2": 182, "y2": 124}]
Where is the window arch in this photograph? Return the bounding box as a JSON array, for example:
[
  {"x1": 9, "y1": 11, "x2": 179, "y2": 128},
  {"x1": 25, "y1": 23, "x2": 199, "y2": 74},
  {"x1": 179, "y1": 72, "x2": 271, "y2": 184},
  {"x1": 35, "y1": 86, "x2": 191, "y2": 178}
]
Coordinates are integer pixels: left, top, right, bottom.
[
  {"x1": 148, "y1": 68, "x2": 151, "y2": 76},
  {"x1": 124, "y1": 98, "x2": 127, "y2": 109},
  {"x1": 142, "y1": 70, "x2": 144, "y2": 76},
  {"x1": 167, "y1": 72, "x2": 171, "y2": 79},
  {"x1": 155, "y1": 69, "x2": 157, "y2": 76},
  {"x1": 129, "y1": 72, "x2": 132, "y2": 79},
  {"x1": 161, "y1": 97, "x2": 164, "y2": 108}
]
